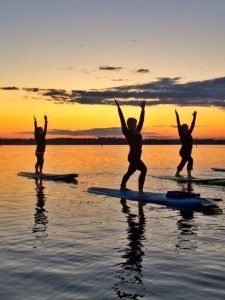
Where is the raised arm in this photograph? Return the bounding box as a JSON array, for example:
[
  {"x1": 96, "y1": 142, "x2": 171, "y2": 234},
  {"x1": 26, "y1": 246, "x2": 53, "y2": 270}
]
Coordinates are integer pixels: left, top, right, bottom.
[
  {"x1": 43, "y1": 115, "x2": 48, "y2": 136},
  {"x1": 175, "y1": 109, "x2": 181, "y2": 134},
  {"x1": 137, "y1": 100, "x2": 145, "y2": 132},
  {"x1": 189, "y1": 111, "x2": 197, "y2": 134},
  {"x1": 115, "y1": 99, "x2": 127, "y2": 135},
  {"x1": 34, "y1": 116, "x2": 37, "y2": 130},
  {"x1": 34, "y1": 116, "x2": 37, "y2": 139}
]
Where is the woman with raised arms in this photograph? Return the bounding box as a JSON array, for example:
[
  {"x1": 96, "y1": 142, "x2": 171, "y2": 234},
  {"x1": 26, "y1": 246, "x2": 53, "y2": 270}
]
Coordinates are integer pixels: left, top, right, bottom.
[
  {"x1": 115, "y1": 99, "x2": 147, "y2": 194},
  {"x1": 34, "y1": 115, "x2": 48, "y2": 175},
  {"x1": 175, "y1": 110, "x2": 197, "y2": 178}
]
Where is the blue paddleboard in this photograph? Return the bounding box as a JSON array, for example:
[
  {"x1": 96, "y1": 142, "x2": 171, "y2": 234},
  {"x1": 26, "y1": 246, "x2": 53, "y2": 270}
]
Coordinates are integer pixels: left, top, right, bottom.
[{"x1": 88, "y1": 187, "x2": 220, "y2": 208}]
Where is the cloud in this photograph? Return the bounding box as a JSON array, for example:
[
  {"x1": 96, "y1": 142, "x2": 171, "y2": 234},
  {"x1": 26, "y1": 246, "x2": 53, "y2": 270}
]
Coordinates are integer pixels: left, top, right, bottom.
[
  {"x1": 0, "y1": 86, "x2": 19, "y2": 90},
  {"x1": 20, "y1": 127, "x2": 158, "y2": 138},
  {"x1": 49, "y1": 127, "x2": 123, "y2": 137},
  {"x1": 136, "y1": 69, "x2": 150, "y2": 73},
  {"x1": 112, "y1": 79, "x2": 125, "y2": 82},
  {"x1": 2, "y1": 76, "x2": 225, "y2": 108},
  {"x1": 35, "y1": 76, "x2": 225, "y2": 108},
  {"x1": 23, "y1": 88, "x2": 40, "y2": 92},
  {"x1": 99, "y1": 65, "x2": 123, "y2": 71},
  {"x1": 81, "y1": 69, "x2": 89, "y2": 74},
  {"x1": 58, "y1": 66, "x2": 74, "y2": 71}
]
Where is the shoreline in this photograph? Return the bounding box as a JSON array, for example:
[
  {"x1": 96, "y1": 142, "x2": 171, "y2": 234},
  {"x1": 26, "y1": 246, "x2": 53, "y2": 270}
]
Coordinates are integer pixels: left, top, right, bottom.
[{"x1": 1, "y1": 138, "x2": 225, "y2": 145}]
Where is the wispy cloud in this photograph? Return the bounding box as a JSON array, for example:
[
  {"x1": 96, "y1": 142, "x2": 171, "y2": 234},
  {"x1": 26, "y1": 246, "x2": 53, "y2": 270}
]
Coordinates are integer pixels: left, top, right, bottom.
[
  {"x1": 58, "y1": 66, "x2": 74, "y2": 71},
  {"x1": 112, "y1": 79, "x2": 127, "y2": 82},
  {"x1": 20, "y1": 127, "x2": 159, "y2": 138},
  {"x1": 0, "y1": 86, "x2": 19, "y2": 90},
  {"x1": 49, "y1": 127, "x2": 123, "y2": 137},
  {"x1": 20, "y1": 128, "x2": 123, "y2": 137},
  {"x1": 136, "y1": 69, "x2": 150, "y2": 73},
  {"x1": 99, "y1": 65, "x2": 123, "y2": 71},
  {"x1": 23, "y1": 88, "x2": 40, "y2": 92}
]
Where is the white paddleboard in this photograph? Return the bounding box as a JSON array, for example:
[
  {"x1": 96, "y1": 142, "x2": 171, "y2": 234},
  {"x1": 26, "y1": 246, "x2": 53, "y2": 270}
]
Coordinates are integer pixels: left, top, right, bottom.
[
  {"x1": 18, "y1": 172, "x2": 78, "y2": 182},
  {"x1": 88, "y1": 187, "x2": 219, "y2": 208}
]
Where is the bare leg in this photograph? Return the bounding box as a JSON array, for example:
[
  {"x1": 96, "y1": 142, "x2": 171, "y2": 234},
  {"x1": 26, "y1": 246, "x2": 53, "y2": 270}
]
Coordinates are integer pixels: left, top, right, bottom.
[
  {"x1": 137, "y1": 160, "x2": 147, "y2": 194},
  {"x1": 39, "y1": 156, "x2": 44, "y2": 175},
  {"x1": 176, "y1": 156, "x2": 188, "y2": 177},
  {"x1": 35, "y1": 161, "x2": 39, "y2": 173},
  {"x1": 35, "y1": 154, "x2": 39, "y2": 173},
  {"x1": 120, "y1": 164, "x2": 137, "y2": 190},
  {"x1": 187, "y1": 157, "x2": 193, "y2": 178}
]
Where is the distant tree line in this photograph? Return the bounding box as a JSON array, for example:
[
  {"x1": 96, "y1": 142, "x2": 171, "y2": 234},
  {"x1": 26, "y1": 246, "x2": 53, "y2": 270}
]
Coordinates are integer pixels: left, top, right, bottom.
[{"x1": 0, "y1": 138, "x2": 225, "y2": 145}]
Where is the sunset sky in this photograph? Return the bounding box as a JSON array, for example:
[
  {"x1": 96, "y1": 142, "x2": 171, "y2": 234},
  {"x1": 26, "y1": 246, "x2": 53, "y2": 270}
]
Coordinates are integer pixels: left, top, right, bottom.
[{"x1": 1, "y1": 0, "x2": 225, "y2": 139}]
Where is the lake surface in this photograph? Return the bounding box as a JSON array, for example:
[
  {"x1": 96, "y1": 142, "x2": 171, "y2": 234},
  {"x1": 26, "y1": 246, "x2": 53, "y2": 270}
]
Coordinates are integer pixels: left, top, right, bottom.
[{"x1": 0, "y1": 145, "x2": 225, "y2": 300}]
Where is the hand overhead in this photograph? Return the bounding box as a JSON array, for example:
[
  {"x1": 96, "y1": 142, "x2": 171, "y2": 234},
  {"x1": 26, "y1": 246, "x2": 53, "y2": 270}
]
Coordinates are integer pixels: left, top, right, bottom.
[{"x1": 140, "y1": 100, "x2": 146, "y2": 109}]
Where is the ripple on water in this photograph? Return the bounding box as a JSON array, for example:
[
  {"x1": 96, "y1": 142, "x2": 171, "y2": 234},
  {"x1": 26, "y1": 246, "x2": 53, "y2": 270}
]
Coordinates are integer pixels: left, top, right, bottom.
[{"x1": 0, "y1": 145, "x2": 225, "y2": 300}]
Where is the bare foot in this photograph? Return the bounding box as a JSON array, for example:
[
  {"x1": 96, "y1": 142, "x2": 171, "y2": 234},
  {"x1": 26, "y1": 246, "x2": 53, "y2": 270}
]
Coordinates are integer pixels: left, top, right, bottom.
[
  {"x1": 175, "y1": 174, "x2": 183, "y2": 178},
  {"x1": 139, "y1": 190, "x2": 147, "y2": 196},
  {"x1": 120, "y1": 187, "x2": 132, "y2": 192}
]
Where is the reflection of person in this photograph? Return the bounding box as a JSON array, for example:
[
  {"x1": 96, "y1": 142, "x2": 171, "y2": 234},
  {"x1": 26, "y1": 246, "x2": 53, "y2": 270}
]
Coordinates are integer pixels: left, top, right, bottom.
[
  {"x1": 175, "y1": 110, "x2": 197, "y2": 178},
  {"x1": 179, "y1": 181, "x2": 194, "y2": 194},
  {"x1": 176, "y1": 209, "x2": 197, "y2": 252},
  {"x1": 115, "y1": 99, "x2": 147, "y2": 194},
  {"x1": 33, "y1": 179, "x2": 48, "y2": 236},
  {"x1": 34, "y1": 115, "x2": 48, "y2": 174},
  {"x1": 113, "y1": 200, "x2": 146, "y2": 298}
]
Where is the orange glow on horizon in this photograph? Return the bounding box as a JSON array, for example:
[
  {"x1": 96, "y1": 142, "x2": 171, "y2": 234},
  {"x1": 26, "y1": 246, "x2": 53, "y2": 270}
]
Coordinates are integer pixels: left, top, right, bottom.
[{"x1": 1, "y1": 90, "x2": 225, "y2": 139}]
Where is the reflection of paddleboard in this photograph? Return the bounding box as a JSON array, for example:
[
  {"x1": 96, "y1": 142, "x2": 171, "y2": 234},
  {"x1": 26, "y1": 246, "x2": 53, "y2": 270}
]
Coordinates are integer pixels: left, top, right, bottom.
[
  {"x1": 18, "y1": 172, "x2": 78, "y2": 182},
  {"x1": 153, "y1": 175, "x2": 225, "y2": 186},
  {"x1": 88, "y1": 187, "x2": 219, "y2": 208},
  {"x1": 212, "y1": 168, "x2": 225, "y2": 172}
]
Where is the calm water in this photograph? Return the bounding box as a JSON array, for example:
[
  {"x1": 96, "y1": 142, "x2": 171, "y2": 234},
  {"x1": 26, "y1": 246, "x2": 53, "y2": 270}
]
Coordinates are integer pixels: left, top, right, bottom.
[{"x1": 0, "y1": 145, "x2": 225, "y2": 300}]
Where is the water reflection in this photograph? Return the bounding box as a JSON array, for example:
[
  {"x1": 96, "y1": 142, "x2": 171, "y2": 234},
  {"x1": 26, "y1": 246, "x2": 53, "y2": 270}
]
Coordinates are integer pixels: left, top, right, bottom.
[
  {"x1": 176, "y1": 209, "x2": 198, "y2": 252},
  {"x1": 32, "y1": 179, "x2": 48, "y2": 241},
  {"x1": 176, "y1": 182, "x2": 223, "y2": 252},
  {"x1": 179, "y1": 181, "x2": 194, "y2": 193},
  {"x1": 113, "y1": 200, "x2": 146, "y2": 299},
  {"x1": 177, "y1": 181, "x2": 223, "y2": 215}
]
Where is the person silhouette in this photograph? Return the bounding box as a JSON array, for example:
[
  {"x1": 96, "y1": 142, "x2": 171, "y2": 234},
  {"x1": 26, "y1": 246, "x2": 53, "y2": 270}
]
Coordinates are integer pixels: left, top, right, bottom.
[
  {"x1": 113, "y1": 199, "x2": 146, "y2": 299},
  {"x1": 33, "y1": 178, "x2": 48, "y2": 239},
  {"x1": 175, "y1": 110, "x2": 197, "y2": 178},
  {"x1": 115, "y1": 99, "x2": 147, "y2": 194},
  {"x1": 34, "y1": 115, "x2": 48, "y2": 174}
]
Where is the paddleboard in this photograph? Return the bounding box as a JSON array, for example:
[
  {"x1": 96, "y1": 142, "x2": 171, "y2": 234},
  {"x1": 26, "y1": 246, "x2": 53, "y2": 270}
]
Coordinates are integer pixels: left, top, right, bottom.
[
  {"x1": 153, "y1": 175, "x2": 225, "y2": 186},
  {"x1": 18, "y1": 172, "x2": 78, "y2": 182},
  {"x1": 88, "y1": 187, "x2": 219, "y2": 208},
  {"x1": 212, "y1": 168, "x2": 225, "y2": 172}
]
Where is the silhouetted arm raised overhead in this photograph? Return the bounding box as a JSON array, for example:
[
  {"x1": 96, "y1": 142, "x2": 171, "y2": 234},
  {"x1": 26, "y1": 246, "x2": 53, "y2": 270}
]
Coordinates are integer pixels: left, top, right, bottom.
[
  {"x1": 115, "y1": 99, "x2": 128, "y2": 135},
  {"x1": 44, "y1": 115, "x2": 48, "y2": 136},
  {"x1": 189, "y1": 111, "x2": 197, "y2": 134},
  {"x1": 34, "y1": 116, "x2": 37, "y2": 139},
  {"x1": 137, "y1": 100, "x2": 145, "y2": 132},
  {"x1": 175, "y1": 109, "x2": 182, "y2": 135}
]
